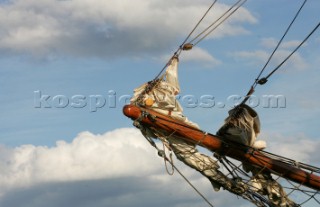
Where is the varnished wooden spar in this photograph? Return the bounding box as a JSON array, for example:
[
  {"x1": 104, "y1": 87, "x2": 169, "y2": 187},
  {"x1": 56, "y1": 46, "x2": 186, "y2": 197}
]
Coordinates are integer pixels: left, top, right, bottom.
[{"x1": 123, "y1": 104, "x2": 320, "y2": 191}]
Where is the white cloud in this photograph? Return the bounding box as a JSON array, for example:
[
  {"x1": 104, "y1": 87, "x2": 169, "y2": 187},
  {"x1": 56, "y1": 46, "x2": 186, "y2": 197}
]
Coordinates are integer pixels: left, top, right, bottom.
[
  {"x1": 0, "y1": 0, "x2": 256, "y2": 59},
  {"x1": 232, "y1": 49, "x2": 269, "y2": 65},
  {"x1": 232, "y1": 39, "x2": 308, "y2": 72},
  {"x1": 260, "y1": 132, "x2": 320, "y2": 166},
  {"x1": 260, "y1": 37, "x2": 304, "y2": 49},
  {"x1": 0, "y1": 127, "x2": 318, "y2": 206},
  {"x1": 180, "y1": 47, "x2": 221, "y2": 66},
  {"x1": 0, "y1": 128, "x2": 161, "y2": 193},
  {"x1": 159, "y1": 47, "x2": 221, "y2": 68},
  {"x1": 0, "y1": 127, "x2": 250, "y2": 207}
]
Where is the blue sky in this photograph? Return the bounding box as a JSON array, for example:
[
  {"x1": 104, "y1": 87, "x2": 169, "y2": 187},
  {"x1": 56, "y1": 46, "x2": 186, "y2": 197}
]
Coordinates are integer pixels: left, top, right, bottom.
[{"x1": 0, "y1": 0, "x2": 319, "y2": 206}]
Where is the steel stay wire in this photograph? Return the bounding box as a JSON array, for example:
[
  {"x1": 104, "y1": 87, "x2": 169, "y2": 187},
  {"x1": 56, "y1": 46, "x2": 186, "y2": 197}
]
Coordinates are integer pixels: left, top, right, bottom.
[
  {"x1": 240, "y1": 19, "x2": 320, "y2": 105},
  {"x1": 179, "y1": 0, "x2": 218, "y2": 51},
  {"x1": 153, "y1": 0, "x2": 218, "y2": 82},
  {"x1": 135, "y1": 0, "x2": 248, "y2": 105},
  {"x1": 263, "y1": 20, "x2": 320, "y2": 82},
  {"x1": 252, "y1": 0, "x2": 308, "y2": 89},
  {"x1": 240, "y1": 0, "x2": 317, "y2": 106},
  {"x1": 134, "y1": 0, "x2": 218, "y2": 105},
  {"x1": 191, "y1": 0, "x2": 247, "y2": 47}
]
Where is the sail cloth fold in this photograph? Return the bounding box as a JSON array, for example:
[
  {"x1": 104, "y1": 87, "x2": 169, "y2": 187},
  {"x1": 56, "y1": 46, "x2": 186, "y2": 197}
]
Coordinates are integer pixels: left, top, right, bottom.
[
  {"x1": 217, "y1": 104, "x2": 266, "y2": 150},
  {"x1": 250, "y1": 168, "x2": 298, "y2": 207},
  {"x1": 217, "y1": 105, "x2": 297, "y2": 206},
  {"x1": 163, "y1": 135, "x2": 247, "y2": 194},
  {"x1": 131, "y1": 57, "x2": 198, "y2": 128},
  {"x1": 130, "y1": 56, "x2": 240, "y2": 192}
]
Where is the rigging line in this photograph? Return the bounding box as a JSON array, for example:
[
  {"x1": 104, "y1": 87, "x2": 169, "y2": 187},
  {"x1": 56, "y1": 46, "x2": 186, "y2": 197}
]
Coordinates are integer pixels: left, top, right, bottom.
[
  {"x1": 252, "y1": 0, "x2": 308, "y2": 89},
  {"x1": 262, "y1": 21, "x2": 320, "y2": 81},
  {"x1": 153, "y1": 0, "x2": 218, "y2": 80},
  {"x1": 165, "y1": 118, "x2": 319, "y2": 183},
  {"x1": 143, "y1": 130, "x2": 215, "y2": 207},
  {"x1": 260, "y1": 150, "x2": 320, "y2": 173},
  {"x1": 193, "y1": 0, "x2": 247, "y2": 47},
  {"x1": 162, "y1": 154, "x2": 215, "y2": 207},
  {"x1": 134, "y1": 1, "x2": 218, "y2": 105},
  {"x1": 222, "y1": 156, "x2": 248, "y2": 177},
  {"x1": 152, "y1": 129, "x2": 286, "y2": 206},
  {"x1": 189, "y1": 0, "x2": 246, "y2": 45},
  {"x1": 180, "y1": 0, "x2": 218, "y2": 48},
  {"x1": 240, "y1": 0, "x2": 308, "y2": 106},
  {"x1": 162, "y1": 142, "x2": 175, "y2": 175},
  {"x1": 219, "y1": 156, "x2": 286, "y2": 207},
  {"x1": 219, "y1": 155, "x2": 240, "y2": 178}
]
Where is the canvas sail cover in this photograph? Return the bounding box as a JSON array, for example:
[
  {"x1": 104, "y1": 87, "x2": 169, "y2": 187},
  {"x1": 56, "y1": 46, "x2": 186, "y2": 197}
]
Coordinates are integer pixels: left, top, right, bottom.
[
  {"x1": 217, "y1": 104, "x2": 266, "y2": 150},
  {"x1": 131, "y1": 57, "x2": 198, "y2": 128}
]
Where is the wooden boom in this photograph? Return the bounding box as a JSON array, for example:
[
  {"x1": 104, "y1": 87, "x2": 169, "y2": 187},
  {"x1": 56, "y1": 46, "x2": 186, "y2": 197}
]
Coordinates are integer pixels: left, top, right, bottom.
[{"x1": 123, "y1": 104, "x2": 320, "y2": 191}]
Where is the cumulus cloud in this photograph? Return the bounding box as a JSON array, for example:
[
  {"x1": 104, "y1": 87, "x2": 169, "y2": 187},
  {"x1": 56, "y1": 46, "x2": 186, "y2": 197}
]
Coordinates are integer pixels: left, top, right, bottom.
[
  {"x1": 0, "y1": 127, "x2": 319, "y2": 206},
  {"x1": 260, "y1": 37, "x2": 304, "y2": 49},
  {"x1": 232, "y1": 49, "x2": 269, "y2": 65},
  {"x1": 180, "y1": 47, "x2": 221, "y2": 67},
  {"x1": 231, "y1": 40, "x2": 308, "y2": 71},
  {"x1": 260, "y1": 132, "x2": 320, "y2": 166},
  {"x1": 0, "y1": 127, "x2": 250, "y2": 207},
  {"x1": 0, "y1": 129, "x2": 146, "y2": 191},
  {"x1": 0, "y1": 0, "x2": 256, "y2": 59},
  {"x1": 159, "y1": 47, "x2": 221, "y2": 68}
]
